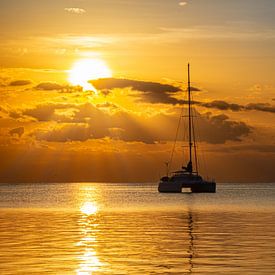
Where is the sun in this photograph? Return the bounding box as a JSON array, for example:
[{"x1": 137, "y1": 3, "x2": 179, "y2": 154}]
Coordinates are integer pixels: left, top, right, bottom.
[{"x1": 68, "y1": 58, "x2": 112, "y2": 91}]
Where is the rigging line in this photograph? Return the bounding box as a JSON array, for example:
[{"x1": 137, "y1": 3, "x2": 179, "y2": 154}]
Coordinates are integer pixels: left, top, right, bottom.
[
  {"x1": 182, "y1": 105, "x2": 188, "y2": 167},
  {"x1": 191, "y1": 93, "x2": 199, "y2": 174},
  {"x1": 181, "y1": 78, "x2": 190, "y2": 168},
  {"x1": 168, "y1": 106, "x2": 184, "y2": 174}
]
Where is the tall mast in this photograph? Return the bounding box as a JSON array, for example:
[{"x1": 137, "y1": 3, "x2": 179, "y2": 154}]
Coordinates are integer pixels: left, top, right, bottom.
[{"x1": 187, "y1": 63, "x2": 193, "y2": 173}]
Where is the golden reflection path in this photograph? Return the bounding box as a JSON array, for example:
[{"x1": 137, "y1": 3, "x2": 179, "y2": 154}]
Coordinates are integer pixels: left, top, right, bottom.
[{"x1": 76, "y1": 185, "x2": 104, "y2": 274}]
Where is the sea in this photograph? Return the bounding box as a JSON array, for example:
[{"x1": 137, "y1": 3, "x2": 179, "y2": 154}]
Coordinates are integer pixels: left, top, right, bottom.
[{"x1": 0, "y1": 182, "x2": 274, "y2": 274}]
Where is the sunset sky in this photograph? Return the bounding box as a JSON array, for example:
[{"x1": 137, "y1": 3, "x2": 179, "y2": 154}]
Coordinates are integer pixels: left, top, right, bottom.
[{"x1": 1, "y1": 0, "x2": 275, "y2": 183}]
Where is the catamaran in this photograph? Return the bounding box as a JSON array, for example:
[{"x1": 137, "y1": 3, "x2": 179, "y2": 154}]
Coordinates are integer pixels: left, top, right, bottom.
[{"x1": 158, "y1": 64, "x2": 216, "y2": 193}]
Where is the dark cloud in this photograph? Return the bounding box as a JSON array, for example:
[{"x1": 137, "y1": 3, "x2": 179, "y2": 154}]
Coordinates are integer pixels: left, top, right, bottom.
[
  {"x1": 200, "y1": 100, "x2": 243, "y2": 111},
  {"x1": 35, "y1": 82, "x2": 64, "y2": 91},
  {"x1": 200, "y1": 100, "x2": 275, "y2": 114},
  {"x1": 246, "y1": 103, "x2": 275, "y2": 113},
  {"x1": 137, "y1": 91, "x2": 183, "y2": 105},
  {"x1": 198, "y1": 114, "x2": 251, "y2": 144},
  {"x1": 91, "y1": 78, "x2": 180, "y2": 93},
  {"x1": 9, "y1": 80, "x2": 32, "y2": 86},
  {"x1": 9, "y1": 127, "x2": 24, "y2": 137},
  {"x1": 90, "y1": 78, "x2": 275, "y2": 113},
  {"x1": 34, "y1": 82, "x2": 84, "y2": 93},
  {"x1": 189, "y1": 87, "x2": 201, "y2": 92},
  {"x1": 91, "y1": 78, "x2": 184, "y2": 105}
]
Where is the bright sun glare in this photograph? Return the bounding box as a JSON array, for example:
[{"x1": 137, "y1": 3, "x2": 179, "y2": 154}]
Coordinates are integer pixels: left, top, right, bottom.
[
  {"x1": 69, "y1": 59, "x2": 112, "y2": 91},
  {"x1": 80, "y1": 202, "x2": 98, "y2": 215}
]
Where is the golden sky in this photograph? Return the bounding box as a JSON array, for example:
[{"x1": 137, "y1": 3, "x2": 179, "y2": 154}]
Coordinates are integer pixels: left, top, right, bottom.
[{"x1": 1, "y1": 0, "x2": 275, "y2": 183}]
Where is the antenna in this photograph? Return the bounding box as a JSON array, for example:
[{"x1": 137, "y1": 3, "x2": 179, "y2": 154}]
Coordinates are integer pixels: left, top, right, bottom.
[{"x1": 165, "y1": 161, "x2": 169, "y2": 177}]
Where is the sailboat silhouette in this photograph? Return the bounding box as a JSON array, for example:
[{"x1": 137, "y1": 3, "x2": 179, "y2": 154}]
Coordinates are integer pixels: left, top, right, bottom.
[{"x1": 158, "y1": 64, "x2": 216, "y2": 193}]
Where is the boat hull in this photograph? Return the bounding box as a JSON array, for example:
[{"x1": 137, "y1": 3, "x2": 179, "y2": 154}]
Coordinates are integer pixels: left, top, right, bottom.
[{"x1": 158, "y1": 181, "x2": 216, "y2": 193}]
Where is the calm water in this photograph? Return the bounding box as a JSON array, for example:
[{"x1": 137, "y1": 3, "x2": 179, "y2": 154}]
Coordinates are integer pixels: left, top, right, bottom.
[{"x1": 0, "y1": 183, "x2": 275, "y2": 274}]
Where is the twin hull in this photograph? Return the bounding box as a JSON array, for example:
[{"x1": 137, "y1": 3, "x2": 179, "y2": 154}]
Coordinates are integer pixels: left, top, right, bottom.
[{"x1": 158, "y1": 180, "x2": 216, "y2": 193}]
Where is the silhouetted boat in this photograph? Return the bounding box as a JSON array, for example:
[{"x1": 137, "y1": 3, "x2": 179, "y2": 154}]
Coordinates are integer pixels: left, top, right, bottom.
[{"x1": 158, "y1": 64, "x2": 216, "y2": 193}]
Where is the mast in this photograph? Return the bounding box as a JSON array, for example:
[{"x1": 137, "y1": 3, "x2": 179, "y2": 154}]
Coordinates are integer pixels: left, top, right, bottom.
[{"x1": 187, "y1": 63, "x2": 193, "y2": 174}]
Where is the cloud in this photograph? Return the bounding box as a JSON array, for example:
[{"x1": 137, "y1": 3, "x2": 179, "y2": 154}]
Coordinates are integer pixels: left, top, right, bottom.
[
  {"x1": 246, "y1": 103, "x2": 275, "y2": 113},
  {"x1": 22, "y1": 103, "x2": 78, "y2": 122},
  {"x1": 34, "y1": 82, "x2": 84, "y2": 93},
  {"x1": 9, "y1": 111, "x2": 22, "y2": 119},
  {"x1": 9, "y1": 127, "x2": 24, "y2": 137},
  {"x1": 26, "y1": 103, "x2": 154, "y2": 143},
  {"x1": 200, "y1": 100, "x2": 243, "y2": 111},
  {"x1": 91, "y1": 78, "x2": 180, "y2": 93},
  {"x1": 23, "y1": 104, "x2": 59, "y2": 121},
  {"x1": 198, "y1": 114, "x2": 251, "y2": 144},
  {"x1": 21, "y1": 102, "x2": 158, "y2": 143},
  {"x1": 34, "y1": 124, "x2": 92, "y2": 142},
  {"x1": 189, "y1": 87, "x2": 201, "y2": 92},
  {"x1": 200, "y1": 100, "x2": 275, "y2": 114},
  {"x1": 22, "y1": 102, "x2": 251, "y2": 144},
  {"x1": 35, "y1": 82, "x2": 65, "y2": 91},
  {"x1": 64, "y1": 8, "x2": 86, "y2": 14},
  {"x1": 179, "y1": 2, "x2": 187, "y2": 6},
  {"x1": 91, "y1": 78, "x2": 183, "y2": 105},
  {"x1": 9, "y1": 80, "x2": 32, "y2": 86},
  {"x1": 89, "y1": 79, "x2": 273, "y2": 114}
]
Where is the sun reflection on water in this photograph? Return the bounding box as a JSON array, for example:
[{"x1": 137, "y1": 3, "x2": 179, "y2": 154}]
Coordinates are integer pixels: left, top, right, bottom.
[
  {"x1": 76, "y1": 186, "x2": 104, "y2": 274},
  {"x1": 76, "y1": 249, "x2": 102, "y2": 274},
  {"x1": 80, "y1": 202, "x2": 98, "y2": 216},
  {"x1": 76, "y1": 209, "x2": 104, "y2": 274}
]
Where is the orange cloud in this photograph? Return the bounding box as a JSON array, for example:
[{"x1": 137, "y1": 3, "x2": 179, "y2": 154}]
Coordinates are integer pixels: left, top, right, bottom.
[
  {"x1": 179, "y1": 2, "x2": 187, "y2": 7},
  {"x1": 64, "y1": 8, "x2": 86, "y2": 15}
]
